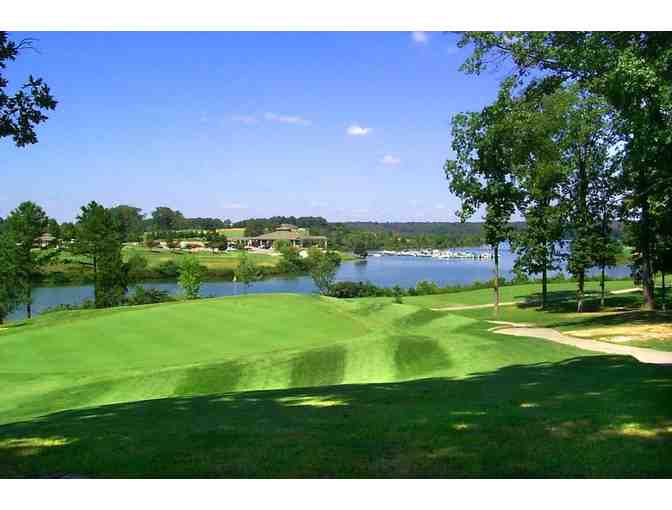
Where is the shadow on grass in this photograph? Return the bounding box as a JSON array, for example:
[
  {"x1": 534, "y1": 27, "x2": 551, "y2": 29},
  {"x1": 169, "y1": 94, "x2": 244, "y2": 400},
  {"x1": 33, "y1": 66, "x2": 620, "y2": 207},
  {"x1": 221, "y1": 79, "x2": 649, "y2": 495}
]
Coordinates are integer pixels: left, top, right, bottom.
[
  {"x1": 509, "y1": 289, "x2": 672, "y2": 330},
  {"x1": 0, "y1": 355, "x2": 670, "y2": 478}
]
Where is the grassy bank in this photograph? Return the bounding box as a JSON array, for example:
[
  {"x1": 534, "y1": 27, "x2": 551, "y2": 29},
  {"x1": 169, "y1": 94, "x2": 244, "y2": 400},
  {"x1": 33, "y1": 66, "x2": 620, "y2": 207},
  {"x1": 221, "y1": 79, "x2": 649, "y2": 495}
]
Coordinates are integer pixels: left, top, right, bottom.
[
  {"x1": 39, "y1": 247, "x2": 359, "y2": 285},
  {"x1": 0, "y1": 282, "x2": 670, "y2": 477}
]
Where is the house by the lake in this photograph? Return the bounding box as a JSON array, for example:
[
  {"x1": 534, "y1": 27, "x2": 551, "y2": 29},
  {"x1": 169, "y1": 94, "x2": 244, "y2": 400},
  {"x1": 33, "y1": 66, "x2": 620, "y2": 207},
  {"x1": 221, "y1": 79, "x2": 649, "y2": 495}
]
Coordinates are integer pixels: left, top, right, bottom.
[{"x1": 233, "y1": 224, "x2": 327, "y2": 250}]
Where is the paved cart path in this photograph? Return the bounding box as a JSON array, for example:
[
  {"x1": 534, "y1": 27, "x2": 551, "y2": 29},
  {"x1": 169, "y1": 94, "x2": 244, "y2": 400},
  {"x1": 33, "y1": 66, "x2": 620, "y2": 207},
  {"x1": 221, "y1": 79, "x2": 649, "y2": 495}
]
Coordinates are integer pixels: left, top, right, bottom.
[{"x1": 491, "y1": 324, "x2": 672, "y2": 364}]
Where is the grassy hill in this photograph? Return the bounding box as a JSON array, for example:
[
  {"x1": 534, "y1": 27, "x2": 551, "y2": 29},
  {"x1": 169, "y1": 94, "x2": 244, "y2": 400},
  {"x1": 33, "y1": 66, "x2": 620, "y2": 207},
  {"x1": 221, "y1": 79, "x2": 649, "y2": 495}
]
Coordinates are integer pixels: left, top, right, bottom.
[{"x1": 0, "y1": 284, "x2": 670, "y2": 477}]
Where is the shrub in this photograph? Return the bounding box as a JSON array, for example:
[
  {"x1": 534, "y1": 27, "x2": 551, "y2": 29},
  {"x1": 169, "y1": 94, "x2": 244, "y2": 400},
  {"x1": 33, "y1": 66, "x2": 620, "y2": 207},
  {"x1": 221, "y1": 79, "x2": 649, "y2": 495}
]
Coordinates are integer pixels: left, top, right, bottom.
[
  {"x1": 178, "y1": 256, "x2": 206, "y2": 299},
  {"x1": 126, "y1": 286, "x2": 175, "y2": 305},
  {"x1": 126, "y1": 252, "x2": 149, "y2": 280},
  {"x1": 327, "y1": 281, "x2": 394, "y2": 298},
  {"x1": 156, "y1": 260, "x2": 180, "y2": 277},
  {"x1": 276, "y1": 245, "x2": 309, "y2": 274},
  {"x1": 415, "y1": 280, "x2": 440, "y2": 295},
  {"x1": 308, "y1": 250, "x2": 341, "y2": 294}
]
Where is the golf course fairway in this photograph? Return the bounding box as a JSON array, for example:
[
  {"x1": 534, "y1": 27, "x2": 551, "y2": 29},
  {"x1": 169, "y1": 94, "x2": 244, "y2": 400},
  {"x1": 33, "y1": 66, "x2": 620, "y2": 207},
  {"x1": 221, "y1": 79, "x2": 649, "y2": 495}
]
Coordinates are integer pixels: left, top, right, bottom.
[{"x1": 1, "y1": 286, "x2": 671, "y2": 477}]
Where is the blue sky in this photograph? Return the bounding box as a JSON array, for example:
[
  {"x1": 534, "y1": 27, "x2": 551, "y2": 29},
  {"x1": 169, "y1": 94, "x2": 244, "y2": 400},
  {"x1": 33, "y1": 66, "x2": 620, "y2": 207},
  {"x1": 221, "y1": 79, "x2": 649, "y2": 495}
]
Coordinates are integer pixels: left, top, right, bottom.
[{"x1": 2, "y1": 31, "x2": 505, "y2": 223}]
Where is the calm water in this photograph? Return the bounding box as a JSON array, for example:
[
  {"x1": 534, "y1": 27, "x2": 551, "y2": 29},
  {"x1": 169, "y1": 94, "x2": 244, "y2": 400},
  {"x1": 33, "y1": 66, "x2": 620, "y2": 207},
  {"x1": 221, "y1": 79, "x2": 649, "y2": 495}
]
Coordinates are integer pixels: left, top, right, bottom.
[{"x1": 8, "y1": 246, "x2": 631, "y2": 321}]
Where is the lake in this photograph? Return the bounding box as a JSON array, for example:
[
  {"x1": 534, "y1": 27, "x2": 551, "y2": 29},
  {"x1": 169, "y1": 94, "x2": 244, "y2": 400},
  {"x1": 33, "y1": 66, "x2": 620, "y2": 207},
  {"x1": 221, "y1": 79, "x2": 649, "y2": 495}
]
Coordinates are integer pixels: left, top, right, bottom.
[{"x1": 7, "y1": 246, "x2": 631, "y2": 321}]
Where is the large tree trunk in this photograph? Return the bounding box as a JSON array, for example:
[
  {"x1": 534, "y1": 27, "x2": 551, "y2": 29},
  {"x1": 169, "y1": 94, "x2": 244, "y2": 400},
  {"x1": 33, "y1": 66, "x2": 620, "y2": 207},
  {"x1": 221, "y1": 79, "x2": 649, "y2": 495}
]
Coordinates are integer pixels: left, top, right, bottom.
[
  {"x1": 493, "y1": 243, "x2": 500, "y2": 318},
  {"x1": 541, "y1": 261, "x2": 548, "y2": 310},
  {"x1": 26, "y1": 285, "x2": 32, "y2": 319},
  {"x1": 663, "y1": 272, "x2": 667, "y2": 312},
  {"x1": 577, "y1": 270, "x2": 585, "y2": 313},
  {"x1": 600, "y1": 263, "x2": 606, "y2": 308},
  {"x1": 92, "y1": 254, "x2": 98, "y2": 306},
  {"x1": 639, "y1": 180, "x2": 655, "y2": 310}
]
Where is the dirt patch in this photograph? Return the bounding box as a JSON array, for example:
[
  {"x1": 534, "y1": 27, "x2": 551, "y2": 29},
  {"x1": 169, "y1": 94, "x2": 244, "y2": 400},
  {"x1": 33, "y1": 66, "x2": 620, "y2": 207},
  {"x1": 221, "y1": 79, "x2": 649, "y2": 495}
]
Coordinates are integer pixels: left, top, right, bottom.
[{"x1": 566, "y1": 323, "x2": 672, "y2": 343}]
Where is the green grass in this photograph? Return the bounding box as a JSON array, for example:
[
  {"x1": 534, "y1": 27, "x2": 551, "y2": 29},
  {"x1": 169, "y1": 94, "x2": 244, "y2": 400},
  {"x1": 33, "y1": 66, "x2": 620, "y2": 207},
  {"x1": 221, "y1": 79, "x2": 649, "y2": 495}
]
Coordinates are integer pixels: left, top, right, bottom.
[
  {"x1": 123, "y1": 246, "x2": 279, "y2": 270},
  {"x1": 0, "y1": 285, "x2": 670, "y2": 477},
  {"x1": 46, "y1": 246, "x2": 357, "y2": 283}
]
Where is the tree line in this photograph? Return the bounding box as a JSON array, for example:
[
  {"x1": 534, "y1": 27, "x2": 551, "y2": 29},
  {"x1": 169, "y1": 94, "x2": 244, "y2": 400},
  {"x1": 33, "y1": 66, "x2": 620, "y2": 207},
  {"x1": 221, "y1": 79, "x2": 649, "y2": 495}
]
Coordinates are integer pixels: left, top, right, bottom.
[{"x1": 445, "y1": 31, "x2": 672, "y2": 313}]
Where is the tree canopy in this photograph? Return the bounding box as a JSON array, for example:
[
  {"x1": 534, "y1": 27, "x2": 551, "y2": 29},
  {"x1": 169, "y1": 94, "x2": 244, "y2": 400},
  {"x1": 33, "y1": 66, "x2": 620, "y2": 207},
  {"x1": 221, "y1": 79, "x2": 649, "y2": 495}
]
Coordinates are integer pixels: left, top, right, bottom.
[{"x1": 1, "y1": 32, "x2": 57, "y2": 148}]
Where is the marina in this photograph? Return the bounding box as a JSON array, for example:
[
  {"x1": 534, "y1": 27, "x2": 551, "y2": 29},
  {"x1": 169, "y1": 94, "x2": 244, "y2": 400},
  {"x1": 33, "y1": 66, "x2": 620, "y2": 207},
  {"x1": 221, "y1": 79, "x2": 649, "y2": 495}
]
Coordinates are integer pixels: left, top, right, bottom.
[{"x1": 375, "y1": 249, "x2": 493, "y2": 260}]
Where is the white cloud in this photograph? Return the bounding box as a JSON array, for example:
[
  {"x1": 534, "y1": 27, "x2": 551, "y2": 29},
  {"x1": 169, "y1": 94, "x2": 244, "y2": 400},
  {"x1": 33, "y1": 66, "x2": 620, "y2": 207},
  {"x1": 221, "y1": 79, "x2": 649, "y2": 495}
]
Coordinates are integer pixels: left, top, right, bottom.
[
  {"x1": 221, "y1": 202, "x2": 248, "y2": 210},
  {"x1": 346, "y1": 124, "x2": 372, "y2": 136},
  {"x1": 381, "y1": 155, "x2": 401, "y2": 166},
  {"x1": 264, "y1": 112, "x2": 312, "y2": 126},
  {"x1": 412, "y1": 31, "x2": 429, "y2": 44},
  {"x1": 230, "y1": 115, "x2": 257, "y2": 125}
]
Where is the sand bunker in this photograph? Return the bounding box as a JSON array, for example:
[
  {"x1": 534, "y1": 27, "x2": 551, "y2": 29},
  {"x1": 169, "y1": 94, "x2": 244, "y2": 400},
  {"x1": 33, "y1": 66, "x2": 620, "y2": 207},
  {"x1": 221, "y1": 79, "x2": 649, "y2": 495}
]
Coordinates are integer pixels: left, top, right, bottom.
[{"x1": 566, "y1": 323, "x2": 672, "y2": 343}]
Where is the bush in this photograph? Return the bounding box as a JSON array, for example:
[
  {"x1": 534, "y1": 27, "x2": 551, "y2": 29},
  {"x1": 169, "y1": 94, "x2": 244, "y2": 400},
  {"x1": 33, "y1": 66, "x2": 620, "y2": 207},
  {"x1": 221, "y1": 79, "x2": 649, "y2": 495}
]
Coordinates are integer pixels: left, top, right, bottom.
[
  {"x1": 415, "y1": 280, "x2": 440, "y2": 295},
  {"x1": 328, "y1": 281, "x2": 392, "y2": 298},
  {"x1": 178, "y1": 256, "x2": 206, "y2": 299},
  {"x1": 126, "y1": 286, "x2": 175, "y2": 305},
  {"x1": 276, "y1": 245, "x2": 309, "y2": 274},
  {"x1": 156, "y1": 260, "x2": 180, "y2": 277},
  {"x1": 126, "y1": 252, "x2": 149, "y2": 280}
]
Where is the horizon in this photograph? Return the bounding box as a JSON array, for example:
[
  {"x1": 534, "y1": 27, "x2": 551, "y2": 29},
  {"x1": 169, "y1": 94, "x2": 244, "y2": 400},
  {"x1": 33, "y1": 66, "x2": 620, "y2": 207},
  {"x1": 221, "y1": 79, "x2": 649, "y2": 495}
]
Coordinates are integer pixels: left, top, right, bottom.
[{"x1": 2, "y1": 31, "x2": 505, "y2": 223}]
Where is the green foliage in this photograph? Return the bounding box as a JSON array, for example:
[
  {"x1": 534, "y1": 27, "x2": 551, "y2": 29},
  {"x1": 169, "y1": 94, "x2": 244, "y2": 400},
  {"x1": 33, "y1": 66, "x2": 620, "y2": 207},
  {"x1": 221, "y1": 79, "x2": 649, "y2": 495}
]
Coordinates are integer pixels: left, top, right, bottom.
[
  {"x1": 109, "y1": 205, "x2": 145, "y2": 242},
  {"x1": 276, "y1": 245, "x2": 309, "y2": 274},
  {"x1": 234, "y1": 251, "x2": 260, "y2": 290},
  {"x1": 126, "y1": 286, "x2": 175, "y2": 306},
  {"x1": 204, "y1": 230, "x2": 228, "y2": 251},
  {"x1": 0, "y1": 32, "x2": 57, "y2": 147},
  {"x1": 126, "y1": 252, "x2": 149, "y2": 281},
  {"x1": 328, "y1": 281, "x2": 394, "y2": 298},
  {"x1": 243, "y1": 219, "x2": 266, "y2": 237},
  {"x1": 59, "y1": 222, "x2": 77, "y2": 241},
  {"x1": 415, "y1": 280, "x2": 440, "y2": 295},
  {"x1": 0, "y1": 232, "x2": 21, "y2": 323},
  {"x1": 353, "y1": 240, "x2": 368, "y2": 258},
  {"x1": 177, "y1": 256, "x2": 205, "y2": 299},
  {"x1": 150, "y1": 206, "x2": 186, "y2": 231},
  {"x1": 393, "y1": 285, "x2": 404, "y2": 304},
  {"x1": 308, "y1": 250, "x2": 341, "y2": 294},
  {"x1": 5, "y1": 201, "x2": 50, "y2": 317},
  {"x1": 457, "y1": 31, "x2": 672, "y2": 309},
  {"x1": 75, "y1": 201, "x2": 128, "y2": 308}
]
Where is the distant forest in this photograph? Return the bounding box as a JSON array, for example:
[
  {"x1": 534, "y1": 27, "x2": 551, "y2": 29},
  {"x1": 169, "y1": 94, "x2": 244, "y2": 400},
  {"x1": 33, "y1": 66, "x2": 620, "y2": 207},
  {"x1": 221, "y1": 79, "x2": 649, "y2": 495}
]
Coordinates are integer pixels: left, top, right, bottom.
[{"x1": 343, "y1": 221, "x2": 527, "y2": 236}]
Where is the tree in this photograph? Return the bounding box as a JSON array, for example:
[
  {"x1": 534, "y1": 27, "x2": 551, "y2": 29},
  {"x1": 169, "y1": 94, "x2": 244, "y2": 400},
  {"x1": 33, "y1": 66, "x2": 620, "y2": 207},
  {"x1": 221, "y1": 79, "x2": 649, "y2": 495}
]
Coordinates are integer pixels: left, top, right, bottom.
[
  {"x1": 46, "y1": 218, "x2": 61, "y2": 241},
  {"x1": 165, "y1": 231, "x2": 179, "y2": 250},
  {"x1": 60, "y1": 222, "x2": 77, "y2": 242},
  {"x1": 151, "y1": 207, "x2": 185, "y2": 231},
  {"x1": 457, "y1": 31, "x2": 672, "y2": 309},
  {"x1": 205, "y1": 230, "x2": 228, "y2": 252},
  {"x1": 508, "y1": 89, "x2": 568, "y2": 309},
  {"x1": 558, "y1": 88, "x2": 620, "y2": 312},
  {"x1": 178, "y1": 256, "x2": 205, "y2": 299},
  {"x1": 109, "y1": 205, "x2": 145, "y2": 242},
  {"x1": 6, "y1": 201, "x2": 49, "y2": 318},
  {"x1": 652, "y1": 197, "x2": 672, "y2": 311},
  {"x1": 0, "y1": 231, "x2": 21, "y2": 323},
  {"x1": 74, "y1": 201, "x2": 128, "y2": 308},
  {"x1": 353, "y1": 240, "x2": 369, "y2": 258},
  {"x1": 234, "y1": 251, "x2": 260, "y2": 292},
  {"x1": 126, "y1": 252, "x2": 149, "y2": 282},
  {"x1": 308, "y1": 249, "x2": 341, "y2": 295},
  {"x1": 1, "y1": 32, "x2": 57, "y2": 148},
  {"x1": 244, "y1": 219, "x2": 266, "y2": 237},
  {"x1": 445, "y1": 81, "x2": 521, "y2": 317}
]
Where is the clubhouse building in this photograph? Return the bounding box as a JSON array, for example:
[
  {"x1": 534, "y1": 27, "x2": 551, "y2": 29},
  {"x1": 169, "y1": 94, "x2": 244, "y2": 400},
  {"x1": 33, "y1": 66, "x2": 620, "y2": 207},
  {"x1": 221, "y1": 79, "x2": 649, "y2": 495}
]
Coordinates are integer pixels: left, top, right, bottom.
[{"x1": 233, "y1": 224, "x2": 328, "y2": 250}]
